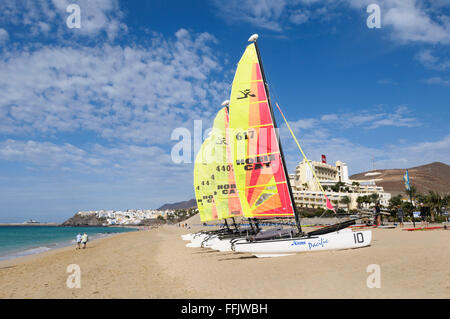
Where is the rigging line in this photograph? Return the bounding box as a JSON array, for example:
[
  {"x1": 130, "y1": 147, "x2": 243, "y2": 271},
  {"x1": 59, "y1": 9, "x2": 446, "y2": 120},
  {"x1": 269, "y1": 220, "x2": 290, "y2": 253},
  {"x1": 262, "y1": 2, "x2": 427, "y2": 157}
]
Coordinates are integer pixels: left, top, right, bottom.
[
  {"x1": 265, "y1": 80, "x2": 335, "y2": 212},
  {"x1": 273, "y1": 100, "x2": 336, "y2": 214}
]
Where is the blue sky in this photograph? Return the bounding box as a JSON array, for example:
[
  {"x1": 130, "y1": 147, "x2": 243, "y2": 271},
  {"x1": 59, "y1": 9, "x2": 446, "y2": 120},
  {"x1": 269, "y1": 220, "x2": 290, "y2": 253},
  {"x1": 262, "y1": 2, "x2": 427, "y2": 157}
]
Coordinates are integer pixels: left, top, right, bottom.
[{"x1": 0, "y1": 0, "x2": 449, "y2": 222}]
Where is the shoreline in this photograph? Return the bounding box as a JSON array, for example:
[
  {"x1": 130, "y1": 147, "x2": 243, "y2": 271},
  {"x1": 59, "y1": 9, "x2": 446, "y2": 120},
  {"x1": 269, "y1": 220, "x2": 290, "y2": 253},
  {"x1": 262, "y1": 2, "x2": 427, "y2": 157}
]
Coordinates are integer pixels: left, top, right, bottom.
[
  {"x1": 0, "y1": 232, "x2": 120, "y2": 269},
  {"x1": 0, "y1": 225, "x2": 449, "y2": 298},
  {"x1": 0, "y1": 224, "x2": 141, "y2": 228},
  {"x1": 0, "y1": 223, "x2": 60, "y2": 227},
  {"x1": 0, "y1": 227, "x2": 137, "y2": 265}
]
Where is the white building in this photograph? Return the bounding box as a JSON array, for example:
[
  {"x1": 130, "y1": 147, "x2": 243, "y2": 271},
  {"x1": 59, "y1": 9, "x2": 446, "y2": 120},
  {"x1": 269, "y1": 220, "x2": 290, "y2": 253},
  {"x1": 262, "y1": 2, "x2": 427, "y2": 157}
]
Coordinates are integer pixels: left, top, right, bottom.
[{"x1": 291, "y1": 159, "x2": 391, "y2": 210}]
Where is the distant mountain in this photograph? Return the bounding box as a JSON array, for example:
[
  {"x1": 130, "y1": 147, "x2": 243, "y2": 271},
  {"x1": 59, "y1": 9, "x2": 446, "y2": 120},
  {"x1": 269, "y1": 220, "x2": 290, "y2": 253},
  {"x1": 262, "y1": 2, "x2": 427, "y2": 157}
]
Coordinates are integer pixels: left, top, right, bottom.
[
  {"x1": 157, "y1": 199, "x2": 197, "y2": 210},
  {"x1": 350, "y1": 162, "x2": 450, "y2": 196}
]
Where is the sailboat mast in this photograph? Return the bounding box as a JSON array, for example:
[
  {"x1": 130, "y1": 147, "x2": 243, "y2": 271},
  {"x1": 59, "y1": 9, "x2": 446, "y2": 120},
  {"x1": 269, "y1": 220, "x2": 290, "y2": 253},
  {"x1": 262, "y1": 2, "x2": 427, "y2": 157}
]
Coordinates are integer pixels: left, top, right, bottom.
[{"x1": 252, "y1": 37, "x2": 303, "y2": 234}]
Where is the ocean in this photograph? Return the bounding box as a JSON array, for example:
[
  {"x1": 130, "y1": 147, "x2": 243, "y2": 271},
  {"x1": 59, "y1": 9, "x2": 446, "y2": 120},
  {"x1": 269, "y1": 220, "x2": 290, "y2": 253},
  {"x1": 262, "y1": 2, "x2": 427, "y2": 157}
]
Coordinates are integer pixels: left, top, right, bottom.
[{"x1": 0, "y1": 226, "x2": 137, "y2": 261}]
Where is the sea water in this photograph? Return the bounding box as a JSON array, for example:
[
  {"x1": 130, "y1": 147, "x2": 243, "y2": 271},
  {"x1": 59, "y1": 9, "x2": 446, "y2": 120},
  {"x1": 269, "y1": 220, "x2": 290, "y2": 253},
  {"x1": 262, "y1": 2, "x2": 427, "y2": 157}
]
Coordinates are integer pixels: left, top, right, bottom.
[{"x1": 0, "y1": 226, "x2": 136, "y2": 261}]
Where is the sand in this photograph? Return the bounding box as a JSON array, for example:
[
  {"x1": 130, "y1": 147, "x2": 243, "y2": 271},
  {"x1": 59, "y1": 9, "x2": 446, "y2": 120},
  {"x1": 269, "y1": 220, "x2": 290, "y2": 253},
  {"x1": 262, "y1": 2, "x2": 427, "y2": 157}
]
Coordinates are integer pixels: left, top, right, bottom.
[{"x1": 0, "y1": 225, "x2": 449, "y2": 299}]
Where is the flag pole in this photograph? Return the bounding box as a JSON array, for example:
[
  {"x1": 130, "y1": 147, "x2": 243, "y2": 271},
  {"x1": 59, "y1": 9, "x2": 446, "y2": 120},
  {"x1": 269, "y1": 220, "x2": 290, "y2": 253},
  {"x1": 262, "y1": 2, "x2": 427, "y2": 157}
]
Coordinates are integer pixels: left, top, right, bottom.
[
  {"x1": 410, "y1": 191, "x2": 415, "y2": 228},
  {"x1": 404, "y1": 169, "x2": 415, "y2": 227}
]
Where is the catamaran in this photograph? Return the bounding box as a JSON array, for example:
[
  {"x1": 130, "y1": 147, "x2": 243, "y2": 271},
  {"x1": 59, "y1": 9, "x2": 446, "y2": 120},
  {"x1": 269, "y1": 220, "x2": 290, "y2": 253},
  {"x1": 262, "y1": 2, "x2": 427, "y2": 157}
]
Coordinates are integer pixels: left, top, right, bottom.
[{"x1": 186, "y1": 34, "x2": 372, "y2": 257}]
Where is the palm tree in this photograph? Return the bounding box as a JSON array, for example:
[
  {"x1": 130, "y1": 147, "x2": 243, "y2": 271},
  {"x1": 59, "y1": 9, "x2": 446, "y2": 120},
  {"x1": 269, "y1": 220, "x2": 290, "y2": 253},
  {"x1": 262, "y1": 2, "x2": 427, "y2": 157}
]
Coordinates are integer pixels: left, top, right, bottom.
[
  {"x1": 369, "y1": 193, "x2": 380, "y2": 205},
  {"x1": 356, "y1": 196, "x2": 365, "y2": 209},
  {"x1": 339, "y1": 196, "x2": 351, "y2": 212},
  {"x1": 332, "y1": 181, "x2": 345, "y2": 192},
  {"x1": 388, "y1": 194, "x2": 402, "y2": 211},
  {"x1": 427, "y1": 191, "x2": 442, "y2": 222},
  {"x1": 415, "y1": 193, "x2": 426, "y2": 205},
  {"x1": 357, "y1": 195, "x2": 372, "y2": 209},
  {"x1": 443, "y1": 195, "x2": 450, "y2": 210},
  {"x1": 405, "y1": 185, "x2": 417, "y2": 203}
]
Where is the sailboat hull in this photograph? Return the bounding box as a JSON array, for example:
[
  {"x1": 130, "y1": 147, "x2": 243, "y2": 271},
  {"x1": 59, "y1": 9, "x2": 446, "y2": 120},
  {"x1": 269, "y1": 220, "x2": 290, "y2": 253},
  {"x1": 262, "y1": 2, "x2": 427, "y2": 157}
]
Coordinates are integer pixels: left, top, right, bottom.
[
  {"x1": 210, "y1": 238, "x2": 236, "y2": 251},
  {"x1": 232, "y1": 230, "x2": 372, "y2": 257},
  {"x1": 185, "y1": 233, "x2": 210, "y2": 247}
]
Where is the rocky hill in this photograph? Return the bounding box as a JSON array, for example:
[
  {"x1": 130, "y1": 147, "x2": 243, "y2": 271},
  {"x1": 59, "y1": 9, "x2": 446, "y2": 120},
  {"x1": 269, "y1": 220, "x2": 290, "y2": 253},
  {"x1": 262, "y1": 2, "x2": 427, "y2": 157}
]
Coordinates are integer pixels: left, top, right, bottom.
[
  {"x1": 61, "y1": 214, "x2": 107, "y2": 226},
  {"x1": 350, "y1": 162, "x2": 450, "y2": 196},
  {"x1": 157, "y1": 198, "x2": 197, "y2": 210}
]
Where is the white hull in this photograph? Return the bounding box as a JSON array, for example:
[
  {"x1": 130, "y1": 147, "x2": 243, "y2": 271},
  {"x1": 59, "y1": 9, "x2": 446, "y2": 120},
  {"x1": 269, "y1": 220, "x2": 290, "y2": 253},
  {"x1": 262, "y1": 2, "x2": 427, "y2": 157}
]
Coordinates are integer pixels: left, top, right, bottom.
[
  {"x1": 185, "y1": 233, "x2": 209, "y2": 247},
  {"x1": 201, "y1": 236, "x2": 220, "y2": 248},
  {"x1": 232, "y1": 230, "x2": 372, "y2": 257},
  {"x1": 210, "y1": 238, "x2": 234, "y2": 251}
]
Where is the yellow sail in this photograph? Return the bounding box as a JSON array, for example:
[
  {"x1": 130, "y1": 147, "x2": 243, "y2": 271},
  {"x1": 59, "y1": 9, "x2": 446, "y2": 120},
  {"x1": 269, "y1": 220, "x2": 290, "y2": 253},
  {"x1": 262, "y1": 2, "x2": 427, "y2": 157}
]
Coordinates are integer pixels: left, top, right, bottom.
[
  {"x1": 210, "y1": 107, "x2": 244, "y2": 219},
  {"x1": 194, "y1": 107, "x2": 244, "y2": 222},
  {"x1": 193, "y1": 135, "x2": 219, "y2": 222},
  {"x1": 228, "y1": 42, "x2": 295, "y2": 218}
]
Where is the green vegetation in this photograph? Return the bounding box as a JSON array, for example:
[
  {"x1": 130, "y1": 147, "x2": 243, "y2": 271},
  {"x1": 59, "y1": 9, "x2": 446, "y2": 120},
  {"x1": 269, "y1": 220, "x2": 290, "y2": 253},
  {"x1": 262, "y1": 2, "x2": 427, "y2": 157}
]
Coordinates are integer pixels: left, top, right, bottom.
[
  {"x1": 165, "y1": 208, "x2": 198, "y2": 224},
  {"x1": 412, "y1": 190, "x2": 448, "y2": 222},
  {"x1": 339, "y1": 195, "x2": 351, "y2": 212},
  {"x1": 330, "y1": 181, "x2": 346, "y2": 192},
  {"x1": 385, "y1": 185, "x2": 450, "y2": 223},
  {"x1": 356, "y1": 193, "x2": 380, "y2": 208}
]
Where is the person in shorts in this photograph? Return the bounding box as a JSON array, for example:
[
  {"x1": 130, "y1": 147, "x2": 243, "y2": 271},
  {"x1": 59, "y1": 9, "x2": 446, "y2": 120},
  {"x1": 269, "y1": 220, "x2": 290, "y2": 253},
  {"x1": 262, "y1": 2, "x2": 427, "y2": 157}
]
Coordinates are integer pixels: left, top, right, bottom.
[
  {"x1": 76, "y1": 233, "x2": 82, "y2": 249},
  {"x1": 81, "y1": 233, "x2": 89, "y2": 249},
  {"x1": 419, "y1": 204, "x2": 429, "y2": 227}
]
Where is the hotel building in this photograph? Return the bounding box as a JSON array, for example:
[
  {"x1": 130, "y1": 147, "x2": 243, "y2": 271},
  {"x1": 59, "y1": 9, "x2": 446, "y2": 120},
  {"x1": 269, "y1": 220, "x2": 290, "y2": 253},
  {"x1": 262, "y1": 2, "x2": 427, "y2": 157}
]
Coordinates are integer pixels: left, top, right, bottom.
[{"x1": 289, "y1": 159, "x2": 391, "y2": 211}]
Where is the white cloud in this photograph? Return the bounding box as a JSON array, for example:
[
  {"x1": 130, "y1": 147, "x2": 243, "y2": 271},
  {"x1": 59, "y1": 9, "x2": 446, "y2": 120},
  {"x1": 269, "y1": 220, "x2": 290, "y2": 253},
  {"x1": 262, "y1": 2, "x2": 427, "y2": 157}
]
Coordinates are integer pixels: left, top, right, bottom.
[
  {"x1": 213, "y1": 0, "x2": 450, "y2": 46},
  {"x1": 0, "y1": 29, "x2": 227, "y2": 144},
  {"x1": 289, "y1": 118, "x2": 318, "y2": 130},
  {"x1": 0, "y1": 29, "x2": 9, "y2": 43},
  {"x1": 0, "y1": 24, "x2": 231, "y2": 215},
  {"x1": 0, "y1": 138, "x2": 195, "y2": 218},
  {"x1": 0, "y1": 139, "x2": 102, "y2": 171},
  {"x1": 346, "y1": 0, "x2": 450, "y2": 45},
  {"x1": 416, "y1": 49, "x2": 450, "y2": 71},
  {"x1": 0, "y1": 138, "x2": 182, "y2": 178},
  {"x1": 320, "y1": 114, "x2": 338, "y2": 121},
  {"x1": 282, "y1": 126, "x2": 450, "y2": 175},
  {"x1": 382, "y1": 1, "x2": 450, "y2": 45},
  {"x1": 286, "y1": 105, "x2": 420, "y2": 131},
  {"x1": 328, "y1": 106, "x2": 418, "y2": 129},
  {"x1": 277, "y1": 105, "x2": 427, "y2": 174},
  {"x1": 211, "y1": 0, "x2": 288, "y2": 32},
  {"x1": 368, "y1": 106, "x2": 419, "y2": 129},
  {"x1": 405, "y1": 134, "x2": 450, "y2": 154},
  {"x1": 289, "y1": 9, "x2": 310, "y2": 24},
  {"x1": 211, "y1": 0, "x2": 339, "y2": 31},
  {"x1": 0, "y1": 0, "x2": 126, "y2": 41},
  {"x1": 424, "y1": 77, "x2": 450, "y2": 86}
]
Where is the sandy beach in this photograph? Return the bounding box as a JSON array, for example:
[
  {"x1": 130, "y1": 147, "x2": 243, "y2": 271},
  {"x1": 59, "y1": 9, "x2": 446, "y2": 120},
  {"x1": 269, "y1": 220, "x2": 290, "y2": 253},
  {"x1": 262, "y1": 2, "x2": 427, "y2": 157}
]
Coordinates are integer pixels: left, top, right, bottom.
[{"x1": 0, "y1": 225, "x2": 449, "y2": 299}]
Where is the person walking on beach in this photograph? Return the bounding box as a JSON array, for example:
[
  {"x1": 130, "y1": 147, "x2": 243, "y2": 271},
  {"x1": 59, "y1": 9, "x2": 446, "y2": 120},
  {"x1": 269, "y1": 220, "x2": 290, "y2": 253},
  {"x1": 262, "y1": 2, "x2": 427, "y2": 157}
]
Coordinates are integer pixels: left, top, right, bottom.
[
  {"x1": 81, "y1": 233, "x2": 88, "y2": 249},
  {"x1": 76, "y1": 233, "x2": 82, "y2": 249},
  {"x1": 420, "y1": 204, "x2": 429, "y2": 228},
  {"x1": 374, "y1": 203, "x2": 381, "y2": 226},
  {"x1": 396, "y1": 205, "x2": 404, "y2": 228}
]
